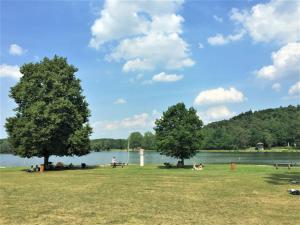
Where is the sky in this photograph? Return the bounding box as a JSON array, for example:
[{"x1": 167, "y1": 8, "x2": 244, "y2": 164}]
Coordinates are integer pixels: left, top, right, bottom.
[{"x1": 0, "y1": 0, "x2": 299, "y2": 139}]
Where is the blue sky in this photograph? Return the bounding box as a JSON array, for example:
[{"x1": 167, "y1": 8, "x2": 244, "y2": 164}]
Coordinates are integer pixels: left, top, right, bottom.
[{"x1": 1, "y1": 0, "x2": 299, "y2": 139}]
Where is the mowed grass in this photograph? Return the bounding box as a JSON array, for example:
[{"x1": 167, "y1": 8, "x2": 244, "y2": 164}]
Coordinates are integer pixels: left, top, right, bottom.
[{"x1": 0, "y1": 165, "x2": 299, "y2": 225}]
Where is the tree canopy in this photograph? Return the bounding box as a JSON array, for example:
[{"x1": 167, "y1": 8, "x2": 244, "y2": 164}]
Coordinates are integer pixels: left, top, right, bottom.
[
  {"x1": 142, "y1": 131, "x2": 156, "y2": 150},
  {"x1": 154, "y1": 103, "x2": 203, "y2": 165},
  {"x1": 129, "y1": 132, "x2": 143, "y2": 149},
  {"x1": 5, "y1": 56, "x2": 92, "y2": 165}
]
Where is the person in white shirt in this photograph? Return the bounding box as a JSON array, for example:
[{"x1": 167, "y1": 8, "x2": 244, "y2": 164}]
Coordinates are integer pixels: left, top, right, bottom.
[{"x1": 112, "y1": 156, "x2": 117, "y2": 168}]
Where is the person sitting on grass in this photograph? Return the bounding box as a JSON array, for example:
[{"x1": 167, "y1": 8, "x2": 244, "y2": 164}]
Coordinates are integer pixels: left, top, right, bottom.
[
  {"x1": 26, "y1": 165, "x2": 34, "y2": 172},
  {"x1": 34, "y1": 165, "x2": 40, "y2": 172},
  {"x1": 193, "y1": 163, "x2": 203, "y2": 171}
]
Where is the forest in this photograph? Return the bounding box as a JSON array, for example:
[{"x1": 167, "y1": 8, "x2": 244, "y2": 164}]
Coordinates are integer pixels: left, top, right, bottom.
[
  {"x1": 1, "y1": 105, "x2": 299, "y2": 153},
  {"x1": 201, "y1": 105, "x2": 300, "y2": 150}
]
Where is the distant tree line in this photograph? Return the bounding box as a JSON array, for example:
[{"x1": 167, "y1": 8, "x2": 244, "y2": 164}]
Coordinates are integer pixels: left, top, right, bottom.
[
  {"x1": 91, "y1": 139, "x2": 128, "y2": 151},
  {"x1": 201, "y1": 105, "x2": 300, "y2": 150},
  {"x1": 90, "y1": 131, "x2": 156, "y2": 151},
  {"x1": 1, "y1": 105, "x2": 299, "y2": 153}
]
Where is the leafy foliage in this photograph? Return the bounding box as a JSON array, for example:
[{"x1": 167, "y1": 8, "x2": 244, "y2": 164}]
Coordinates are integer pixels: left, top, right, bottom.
[
  {"x1": 142, "y1": 131, "x2": 156, "y2": 150},
  {"x1": 129, "y1": 132, "x2": 143, "y2": 149},
  {"x1": 0, "y1": 139, "x2": 13, "y2": 153},
  {"x1": 154, "y1": 103, "x2": 203, "y2": 165},
  {"x1": 91, "y1": 139, "x2": 127, "y2": 151},
  {"x1": 5, "y1": 56, "x2": 92, "y2": 164},
  {"x1": 201, "y1": 105, "x2": 300, "y2": 150}
]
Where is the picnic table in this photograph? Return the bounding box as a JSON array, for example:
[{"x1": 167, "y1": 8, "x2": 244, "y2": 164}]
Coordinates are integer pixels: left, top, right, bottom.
[{"x1": 274, "y1": 163, "x2": 297, "y2": 169}]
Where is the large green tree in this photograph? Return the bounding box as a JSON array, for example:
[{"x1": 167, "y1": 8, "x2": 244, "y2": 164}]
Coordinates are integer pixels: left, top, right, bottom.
[
  {"x1": 129, "y1": 132, "x2": 143, "y2": 149},
  {"x1": 5, "y1": 56, "x2": 92, "y2": 166},
  {"x1": 142, "y1": 131, "x2": 156, "y2": 150},
  {"x1": 154, "y1": 103, "x2": 203, "y2": 166}
]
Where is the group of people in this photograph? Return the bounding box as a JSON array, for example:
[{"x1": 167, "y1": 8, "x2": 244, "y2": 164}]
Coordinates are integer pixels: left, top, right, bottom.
[{"x1": 27, "y1": 165, "x2": 40, "y2": 172}]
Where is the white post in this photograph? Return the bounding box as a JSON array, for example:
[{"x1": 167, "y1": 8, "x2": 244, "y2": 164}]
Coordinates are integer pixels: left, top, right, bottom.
[{"x1": 140, "y1": 148, "x2": 144, "y2": 167}]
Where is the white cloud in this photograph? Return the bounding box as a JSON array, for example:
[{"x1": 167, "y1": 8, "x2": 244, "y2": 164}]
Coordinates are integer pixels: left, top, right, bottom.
[
  {"x1": 123, "y1": 58, "x2": 153, "y2": 72},
  {"x1": 198, "y1": 42, "x2": 204, "y2": 49},
  {"x1": 288, "y1": 82, "x2": 300, "y2": 96},
  {"x1": 89, "y1": 0, "x2": 184, "y2": 48},
  {"x1": 0, "y1": 64, "x2": 22, "y2": 79},
  {"x1": 152, "y1": 72, "x2": 183, "y2": 82},
  {"x1": 230, "y1": 0, "x2": 300, "y2": 44},
  {"x1": 213, "y1": 15, "x2": 223, "y2": 23},
  {"x1": 198, "y1": 105, "x2": 236, "y2": 124},
  {"x1": 90, "y1": 0, "x2": 194, "y2": 72},
  {"x1": 91, "y1": 110, "x2": 162, "y2": 138},
  {"x1": 114, "y1": 98, "x2": 127, "y2": 104},
  {"x1": 271, "y1": 83, "x2": 281, "y2": 92},
  {"x1": 207, "y1": 30, "x2": 245, "y2": 46},
  {"x1": 93, "y1": 113, "x2": 150, "y2": 131},
  {"x1": 256, "y1": 42, "x2": 300, "y2": 80},
  {"x1": 194, "y1": 87, "x2": 245, "y2": 105},
  {"x1": 9, "y1": 44, "x2": 25, "y2": 56},
  {"x1": 110, "y1": 32, "x2": 194, "y2": 71}
]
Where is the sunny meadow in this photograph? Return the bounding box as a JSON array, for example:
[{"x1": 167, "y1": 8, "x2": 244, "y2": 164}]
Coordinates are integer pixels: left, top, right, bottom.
[{"x1": 0, "y1": 0, "x2": 300, "y2": 224}]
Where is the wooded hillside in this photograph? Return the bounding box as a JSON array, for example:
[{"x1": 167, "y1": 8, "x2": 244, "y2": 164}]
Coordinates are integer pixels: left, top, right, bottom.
[{"x1": 201, "y1": 105, "x2": 300, "y2": 150}]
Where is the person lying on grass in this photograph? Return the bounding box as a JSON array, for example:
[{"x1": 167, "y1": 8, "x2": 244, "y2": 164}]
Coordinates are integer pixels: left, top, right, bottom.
[{"x1": 193, "y1": 164, "x2": 203, "y2": 171}]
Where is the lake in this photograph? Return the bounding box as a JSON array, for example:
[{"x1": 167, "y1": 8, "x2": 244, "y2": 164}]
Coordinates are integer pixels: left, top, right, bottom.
[{"x1": 0, "y1": 151, "x2": 300, "y2": 167}]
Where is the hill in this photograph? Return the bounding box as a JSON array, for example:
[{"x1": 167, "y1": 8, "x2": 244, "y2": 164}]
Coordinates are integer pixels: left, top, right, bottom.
[{"x1": 201, "y1": 105, "x2": 300, "y2": 150}]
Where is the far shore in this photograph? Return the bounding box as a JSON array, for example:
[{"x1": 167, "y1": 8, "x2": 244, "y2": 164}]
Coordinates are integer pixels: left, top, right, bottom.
[{"x1": 95, "y1": 148, "x2": 300, "y2": 153}]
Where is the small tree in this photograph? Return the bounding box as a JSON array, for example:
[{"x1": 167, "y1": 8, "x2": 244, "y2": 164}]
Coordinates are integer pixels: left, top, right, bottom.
[
  {"x1": 154, "y1": 103, "x2": 203, "y2": 166},
  {"x1": 5, "y1": 56, "x2": 92, "y2": 166},
  {"x1": 129, "y1": 132, "x2": 143, "y2": 149}
]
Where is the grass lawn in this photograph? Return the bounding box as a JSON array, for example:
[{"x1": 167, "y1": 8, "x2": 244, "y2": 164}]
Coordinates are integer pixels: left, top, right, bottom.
[{"x1": 0, "y1": 164, "x2": 299, "y2": 225}]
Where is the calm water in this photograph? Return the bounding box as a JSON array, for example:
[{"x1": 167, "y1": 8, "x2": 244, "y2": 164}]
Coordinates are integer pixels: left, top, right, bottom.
[{"x1": 0, "y1": 151, "x2": 300, "y2": 167}]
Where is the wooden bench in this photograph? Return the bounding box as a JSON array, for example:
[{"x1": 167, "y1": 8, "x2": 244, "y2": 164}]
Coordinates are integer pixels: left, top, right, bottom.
[
  {"x1": 274, "y1": 163, "x2": 297, "y2": 170},
  {"x1": 111, "y1": 162, "x2": 126, "y2": 168}
]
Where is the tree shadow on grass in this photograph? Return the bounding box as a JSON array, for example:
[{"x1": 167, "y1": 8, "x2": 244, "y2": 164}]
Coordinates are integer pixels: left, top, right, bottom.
[
  {"x1": 157, "y1": 165, "x2": 194, "y2": 170},
  {"x1": 264, "y1": 172, "x2": 300, "y2": 185},
  {"x1": 21, "y1": 166, "x2": 99, "y2": 173}
]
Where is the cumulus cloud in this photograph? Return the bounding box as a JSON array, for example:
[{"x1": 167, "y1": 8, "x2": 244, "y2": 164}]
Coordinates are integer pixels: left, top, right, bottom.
[
  {"x1": 194, "y1": 87, "x2": 245, "y2": 105},
  {"x1": 271, "y1": 83, "x2": 281, "y2": 92},
  {"x1": 230, "y1": 0, "x2": 300, "y2": 44},
  {"x1": 288, "y1": 82, "x2": 300, "y2": 96},
  {"x1": 109, "y1": 33, "x2": 194, "y2": 71},
  {"x1": 123, "y1": 58, "x2": 153, "y2": 72},
  {"x1": 256, "y1": 42, "x2": 300, "y2": 80},
  {"x1": 9, "y1": 44, "x2": 25, "y2": 56},
  {"x1": 207, "y1": 30, "x2": 245, "y2": 46},
  {"x1": 0, "y1": 64, "x2": 22, "y2": 79},
  {"x1": 209, "y1": 1, "x2": 299, "y2": 47},
  {"x1": 198, "y1": 105, "x2": 236, "y2": 124},
  {"x1": 90, "y1": 0, "x2": 194, "y2": 72},
  {"x1": 91, "y1": 110, "x2": 162, "y2": 138},
  {"x1": 152, "y1": 72, "x2": 183, "y2": 82},
  {"x1": 93, "y1": 113, "x2": 150, "y2": 132},
  {"x1": 114, "y1": 98, "x2": 127, "y2": 104}
]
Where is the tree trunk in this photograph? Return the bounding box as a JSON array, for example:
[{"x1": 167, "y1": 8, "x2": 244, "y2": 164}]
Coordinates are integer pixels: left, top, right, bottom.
[
  {"x1": 44, "y1": 155, "x2": 49, "y2": 167},
  {"x1": 181, "y1": 158, "x2": 184, "y2": 167}
]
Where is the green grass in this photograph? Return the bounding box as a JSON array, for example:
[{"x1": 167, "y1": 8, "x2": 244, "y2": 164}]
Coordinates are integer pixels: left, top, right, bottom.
[{"x1": 0, "y1": 165, "x2": 299, "y2": 225}]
